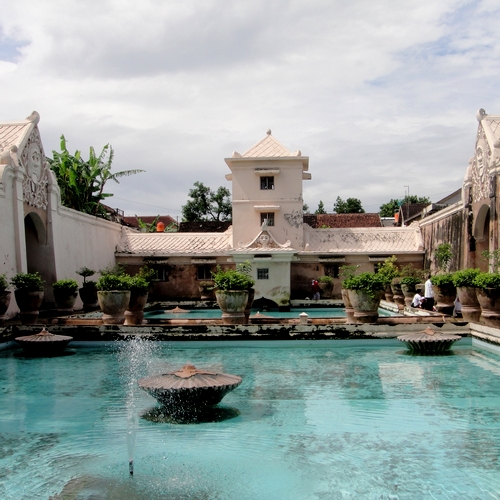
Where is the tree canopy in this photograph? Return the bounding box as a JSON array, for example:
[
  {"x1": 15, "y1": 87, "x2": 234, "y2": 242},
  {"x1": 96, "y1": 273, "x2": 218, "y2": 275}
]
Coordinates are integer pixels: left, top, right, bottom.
[
  {"x1": 315, "y1": 200, "x2": 326, "y2": 214},
  {"x1": 333, "y1": 196, "x2": 365, "y2": 214},
  {"x1": 47, "y1": 135, "x2": 144, "y2": 217},
  {"x1": 379, "y1": 195, "x2": 431, "y2": 217},
  {"x1": 181, "y1": 181, "x2": 232, "y2": 222}
]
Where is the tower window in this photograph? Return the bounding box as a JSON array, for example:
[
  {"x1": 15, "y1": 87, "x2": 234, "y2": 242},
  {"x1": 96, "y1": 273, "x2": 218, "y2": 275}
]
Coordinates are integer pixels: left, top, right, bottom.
[
  {"x1": 257, "y1": 268, "x2": 269, "y2": 280},
  {"x1": 261, "y1": 212, "x2": 275, "y2": 226},
  {"x1": 260, "y1": 176, "x2": 274, "y2": 190}
]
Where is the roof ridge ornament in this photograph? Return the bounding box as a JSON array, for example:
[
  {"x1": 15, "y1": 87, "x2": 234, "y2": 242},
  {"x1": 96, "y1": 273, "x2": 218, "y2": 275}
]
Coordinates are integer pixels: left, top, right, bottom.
[
  {"x1": 266, "y1": 129, "x2": 271, "y2": 135},
  {"x1": 476, "y1": 108, "x2": 487, "y2": 122}
]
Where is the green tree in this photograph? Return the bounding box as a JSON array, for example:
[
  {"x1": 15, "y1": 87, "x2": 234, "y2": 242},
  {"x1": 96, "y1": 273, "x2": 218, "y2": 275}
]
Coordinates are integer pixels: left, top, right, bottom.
[
  {"x1": 379, "y1": 195, "x2": 431, "y2": 217},
  {"x1": 48, "y1": 135, "x2": 144, "y2": 216},
  {"x1": 303, "y1": 203, "x2": 310, "y2": 214},
  {"x1": 334, "y1": 196, "x2": 365, "y2": 213},
  {"x1": 181, "y1": 181, "x2": 232, "y2": 222},
  {"x1": 315, "y1": 200, "x2": 326, "y2": 214}
]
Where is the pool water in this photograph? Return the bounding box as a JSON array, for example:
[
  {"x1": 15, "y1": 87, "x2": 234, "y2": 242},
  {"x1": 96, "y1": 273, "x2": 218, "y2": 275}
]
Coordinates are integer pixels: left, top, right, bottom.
[
  {"x1": 145, "y1": 307, "x2": 395, "y2": 320},
  {"x1": 1, "y1": 339, "x2": 500, "y2": 499}
]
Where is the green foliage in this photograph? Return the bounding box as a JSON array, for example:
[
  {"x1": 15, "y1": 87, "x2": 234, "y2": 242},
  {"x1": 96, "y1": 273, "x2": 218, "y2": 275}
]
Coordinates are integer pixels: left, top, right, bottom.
[
  {"x1": 81, "y1": 280, "x2": 97, "y2": 291},
  {"x1": 0, "y1": 274, "x2": 9, "y2": 292},
  {"x1": 342, "y1": 272, "x2": 385, "y2": 298},
  {"x1": 473, "y1": 272, "x2": 500, "y2": 290},
  {"x1": 52, "y1": 279, "x2": 78, "y2": 293},
  {"x1": 376, "y1": 256, "x2": 400, "y2": 285},
  {"x1": 181, "y1": 181, "x2": 232, "y2": 222},
  {"x1": 136, "y1": 215, "x2": 160, "y2": 232},
  {"x1": 400, "y1": 276, "x2": 421, "y2": 287},
  {"x1": 435, "y1": 243, "x2": 453, "y2": 272},
  {"x1": 334, "y1": 196, "x2": 365, "y2": 214},
  {"x1": 211, "y1": 264, "x2": 255, "y2": 291},
  {"x1": 481, "y1": 250, "x2": 500, "y2": 273},
  {"x1": 99, "y1": 264, "x2": 126, "y2": 277},
  {"x1": 339, "y1": 265, "x2": 360, "y2": 283},
  {"x1": 430, "y1": 273, "x2": 455, "y2": 287},
  {"x1": 303, "y1": 203, "x2": 310, "y2": 214},
  {"x1": 128, "y1": 276, "x2": 149, "y2": 294},
  {"x1": 452, "y1": 268, "x2": 481, "y2": 287},
  {"x1": 315, "y1": 200, "x2": 326, "y2": 214},
  {"x1": 11, "y1": 272, "x2": 44, "y2": 292},
  {"x1": 47, "y1": 135, "x2": 144, "y2": 217},
  {"x1": 76, "y1": 267, "x2": 95, "y2": 284},
  {"x1": 379, "y1": 195, "x2": 431, "y2": 217},
  {"x1": 96, "y1": 274, "x2": 132, "y2": 291},
  {"x1": 138, "y1": 265, "x2": 156, "y2": 285},
  {"x1": 318, "y1": 275, "x2": 334, "y2": 284},
  {"x1": 400, "y1": 264, "x2": 425, "y2": 281}
]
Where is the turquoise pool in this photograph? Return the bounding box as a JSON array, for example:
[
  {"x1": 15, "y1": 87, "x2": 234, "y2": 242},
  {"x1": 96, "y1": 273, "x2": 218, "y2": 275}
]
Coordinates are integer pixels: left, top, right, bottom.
[
  {"x1": 145, "y1": 306, "x2": 396, "y2": 320},
  {"x1": 1, "y1": 339, "x2": 500, "y2": 499}
]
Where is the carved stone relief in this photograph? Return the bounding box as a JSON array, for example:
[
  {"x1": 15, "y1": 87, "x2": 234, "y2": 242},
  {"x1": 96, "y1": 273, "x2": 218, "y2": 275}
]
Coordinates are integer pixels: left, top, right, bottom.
[
  {"x1": 471, "y1": 126, "x2": 491, "y2": 203},
  {"x1": 20, "y1": 129, "x2": 49, "y2": 210}
]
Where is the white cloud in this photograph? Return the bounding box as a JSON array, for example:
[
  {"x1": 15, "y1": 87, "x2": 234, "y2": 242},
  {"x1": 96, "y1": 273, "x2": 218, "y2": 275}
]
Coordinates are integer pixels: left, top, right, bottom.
[{"x1": 1, "y1": 0, "x2": 500, "y2": 217}]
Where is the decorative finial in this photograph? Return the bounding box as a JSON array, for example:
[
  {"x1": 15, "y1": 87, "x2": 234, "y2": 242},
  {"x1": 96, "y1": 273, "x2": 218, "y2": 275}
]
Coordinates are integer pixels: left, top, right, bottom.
[
  {"x1": 25, "y1": 111, "x2": 40, "y2": 124},
  {"x1": 476, "y1": 108, "x2": 487, "y2": 122},
  {"x1": 266, "y1": 129, "x2": 272, "y2": 135},
  {"x1": 232, "y1": 151, "x2": 242, "y2": 158}
]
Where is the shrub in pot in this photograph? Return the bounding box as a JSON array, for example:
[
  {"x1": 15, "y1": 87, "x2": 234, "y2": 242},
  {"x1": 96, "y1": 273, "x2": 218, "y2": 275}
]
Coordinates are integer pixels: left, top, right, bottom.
[
  {"x1": 400, "y1": 276, "x2": 422, "y2": 308},
  {"x1": 342, "y1": 272, "x2": 385, "y2": 324},
  {"x1": 0, "y1": 274, "x2": 11, "y2": 323},
  {"x1": 339, "y1": 265, "x2": 360, "y2": 324},
  {"x1": 11, "y1": 272, "x2": 45, "y2": 324},
  {"x1": 390, "y1": 277, "x2": 405, "y2": 311},
  {"x1": 452, "y1": 268, "x2": 481, "y2": 322},
  {"x1": 96, "y1": 274, "x2": 131, "y2": 325},
  {"x1": 317, "y1": 275, "x2": 334, "y2": 298},
  {"x1": 430, "y1": 273, "x2": 456, "y2": 315},
  {"x1": 376, "y1": 256, "x2": 399, "y2": 302},
  {"x1": 212, "y1": 264, "x2": 255, "y2": 325},
  {"x1": 125, "y1": 275, "x2": 149, "y2": 325},
  {"x1": 52, "y1": 278, "x2": 79, "y2": 311},
  {"x1": 472, "y1": 272, "x2": 500, "y2": 327},
  {"x1": 77, "y1": 267, "x2": 99, "y2": 311},
  {"x1": 198, "y1": 280, "x2": 215, "y2": 300}
]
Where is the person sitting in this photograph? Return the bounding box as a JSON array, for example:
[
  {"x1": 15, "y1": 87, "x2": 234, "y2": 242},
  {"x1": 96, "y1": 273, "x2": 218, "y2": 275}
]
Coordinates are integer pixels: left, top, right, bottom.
[
  {"x1": 453, "y1": 296, "x2": 462, "y2": 318},
  {"x1": 411, "y1": 292, "x2": 423, "y2": 308}
]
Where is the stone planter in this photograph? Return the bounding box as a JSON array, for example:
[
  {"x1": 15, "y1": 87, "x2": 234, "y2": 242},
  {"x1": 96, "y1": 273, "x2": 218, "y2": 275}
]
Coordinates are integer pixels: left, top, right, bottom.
[
  {"x1": 432, "y1": 284, "x2": 456, "y2": 315},
  {"x1": 53, "y1": 289, "x2": 78, "y2": 312},
  {"x1": 0, "y1": 291, "x2": 11, "y2": 325},
  {"x1": 14, "y1": 290, "x2": 44, "y2": 325},
  {"x1": 79, "y1": 286, "x2": 99, "y2": 312},
  {"x1": 390, "y1": 282, "x2": 405, "y2": 311},
  {"x1": 401, "y1": 283, "x2": 417, "y2": 308},
  {"x1": 476, "y1": 288, "x2": 500, "y2": 327},
  {"x1": 198, "y1": 283, "x2": 215, "y2": 300},
  {"x1": 347, "y1": 289, "x2": 383, "y2": 324},
  {"x1": 384, "y1": 284, "x2": 394, "y2": 303},
  {"x1": 125, "y1": 291, "x2": 149, "y2": 325},
  {"x1": 97, "y1": 290, "x2": 131, "y2": 325},
  {"x1": 456, "y1": 286, "x2": 480, "y2": 323},
  {"x1": 215, "y1": 290, "x2": 249, "y2": 325},
  {"x1": 318, "y1": 282, "x2": 333, "y2": 299},
  {"x1": 244, "y1": 288, "x2": 255, "y2": 322},
  {"x1": 341, "y1": 288, "x2": 355, "y2": 324}
]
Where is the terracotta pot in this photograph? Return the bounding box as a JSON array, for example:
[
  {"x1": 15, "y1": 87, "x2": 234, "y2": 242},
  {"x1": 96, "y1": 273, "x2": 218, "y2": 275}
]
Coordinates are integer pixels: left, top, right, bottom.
[
  {"x1": 476, "y1": 288, "x2": 500, "y2": 327},
  {"x1": 53, "y1": 289, "x2": 78, "y2": 312},
  {"x1": 456, "y1": 286, "x2": 480, "y2": 323},
  {"x1": 79, "y1": 286, "x2": 99, "y2": 312},
  {"x1": 390, "y1": 282, "x2": 405, "y2": 311},
  {"x1": 14, "y1": 290, "x2": 44, "y2": 325},
  {"x1": 401, "y1": 283, "x2": 417, "y2": 308},
  {"x1": 432, "y1": 284, "x2": 456, "y2": 315},
  {"x1": 215, "y1": 290, "x2": 249, "y2": 325},
  {"x1": 347, "y1": 289, "x2": 383, "y2": 324},
  {"x1": 97, "y1": 290, "x2": 131, "y2": 325},
  {"x1": 341, "y1": 288, "x2": 355, "y2": 324},
  {"x1": 125, "y1": 291, "x2": 148, "y2": 325},
  {"x1": 384, "y1": 284, "x2": 394, "y2": 302}
]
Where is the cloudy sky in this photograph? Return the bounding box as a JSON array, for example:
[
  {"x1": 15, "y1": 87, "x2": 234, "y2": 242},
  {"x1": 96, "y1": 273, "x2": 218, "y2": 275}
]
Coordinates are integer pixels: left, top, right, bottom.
[{"x1": 1, "y1": 0, "x2": 499, "y2": 219}]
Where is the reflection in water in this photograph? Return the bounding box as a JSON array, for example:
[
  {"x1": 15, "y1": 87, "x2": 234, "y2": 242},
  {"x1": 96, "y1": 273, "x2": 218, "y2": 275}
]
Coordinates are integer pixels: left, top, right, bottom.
[{"x1": 141, "y1": 405, "x2": 240, "y2": 424}]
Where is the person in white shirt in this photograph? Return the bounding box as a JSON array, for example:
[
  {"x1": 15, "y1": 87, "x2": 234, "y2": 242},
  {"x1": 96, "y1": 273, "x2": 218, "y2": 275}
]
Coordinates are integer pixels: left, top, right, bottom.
[
  {"x1": 411, "y1": 292, "x2": 423, "y2": 308},
  {"x1": 423, "y1": 275, "x2": 434, "y2": 311}
]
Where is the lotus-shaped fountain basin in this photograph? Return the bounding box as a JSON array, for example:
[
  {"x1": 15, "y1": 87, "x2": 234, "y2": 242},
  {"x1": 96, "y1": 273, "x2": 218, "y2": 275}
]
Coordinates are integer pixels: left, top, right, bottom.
[
  {"x1": 15, "y1": 327, "x2": 73, "y2": 355},
  {"x1": 397, "y1": 327, "x2": 461, "y2": 354},
  {"x1": 138, "y1": 363, "x2": 242, "y2": 413}
]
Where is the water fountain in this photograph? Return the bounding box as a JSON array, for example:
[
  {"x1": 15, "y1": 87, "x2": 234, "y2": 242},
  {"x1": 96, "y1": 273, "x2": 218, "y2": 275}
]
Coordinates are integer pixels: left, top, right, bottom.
[
  {"x1": 15, "y1": 327, "x2": 73, "y2": 355},
  {"x1": 397, "y1": 326, "x2": 461, "y2": 353}
]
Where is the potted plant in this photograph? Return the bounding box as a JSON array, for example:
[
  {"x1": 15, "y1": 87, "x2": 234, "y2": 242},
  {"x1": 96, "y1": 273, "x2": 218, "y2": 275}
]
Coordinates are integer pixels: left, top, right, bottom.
[
  {"x1": 340, "y1": 265, "x2": 359, "y2": 324},
  {"x1": 390, "y1": 277, "x2": 405, "y2": 311},
  {"x1": 452, "y1": 268, "x2": 481, "y2": 322},
  {"x1": 124, "y1": 275, "x2": 149, "y2": 325},
  {"x1": 400, "y1": 276, "x2": 423, "y2": 308},
  {"x1": 430, "y1": 273, "x2": 456, "y2": 315},
  {"x1": 473, "y1": 272, "x2": 500, "y2": 327},
  {"x1": 377, "y1": 256, "x2": 399, "y2": 302},
  {"x1": 96, "y1": 272, "x2": 132, "y2": 325},
  {"x1": 77, "y1": 267, "x2": 99, "y2": 311},
  {"x1": 0, "y1": 274, "x2": 11, "y2": 324},
  {"x1": 52, "y1": 279, "x2": 79, "y2": 311},
  {"x1": 212, "y1": 263, "x2": 255, "y2": 325},
  {"x1": 342, "y1": 272, "x2": 385, "y2": 323},
  {"x1": 317, "y1": 275, "x2": 334, "y2": 298},
  {"x1": 198, "y1": 280, "x2": 215, "y2": 300},
  {"x1": 11, "y1": 272, "x2": 45, "y2": 325}
]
